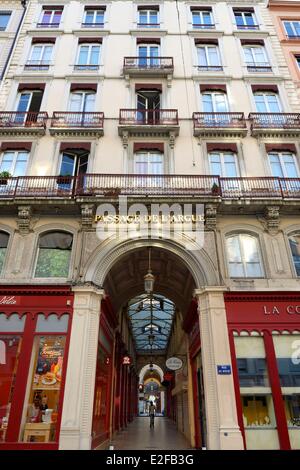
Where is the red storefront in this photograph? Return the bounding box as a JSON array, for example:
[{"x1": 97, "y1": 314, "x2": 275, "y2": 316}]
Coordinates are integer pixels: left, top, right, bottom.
[
  {"x1": 225, "y1": 292, "x2": 300, "y2": 450},
  {"x1": 0, "y1": 285, "x2": 73, "y2": 450}
]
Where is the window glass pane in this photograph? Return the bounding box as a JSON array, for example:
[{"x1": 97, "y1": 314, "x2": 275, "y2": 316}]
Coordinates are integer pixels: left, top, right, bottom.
[
  {"x1": 14, "y1": 152, "x2": 28, "y2": 177},
  {"x1": 283, "y1": 154, "x2": 298, "y2": 178},
  {"x1": 0, "y1": 335, "x2": 22, "y2": 442},
  {"x1": 214, "y1": 93, "x2": 228, "y2": 112},
  {"x1": 95, "y1": 11, "x2": 104, "y2": 23},
  {"x1": 202, "y1": 93, "x2": 213, "y2": 112},
  {"x1": 197, "y1": 47, "x2": 207, "y2": 66},
  {"x1": 31, "y1": 46, "x2": 42, "y2": 62},
  {"x1": 224, "y1": 153, "x2": 237, "y2": 177},
  {"x1": 17, "y1": 93, "x2": 31, "y2": 113},
  {"x1": 150, "y1": 11, "x2": 158, "y2": 24},
  {"x1": 241, "y1": 235, "x2": 260, "y2": 262},
  {"x1": 209, "y1": 153, "x2": 221, "y2": 175},
  {"x1": 69, "y1": 93, "x2": 82, "y2": 112},
  {"x1": 289, "y1": 234, "x2": 300, "y2": 276},
  {"x1": 207, "y1": 47, "x2": 219, "y2": 65},
  {"x1": 36, "y1": 314, "x2": 69, "y2": 333},
  {"x1": 78, "y1": 46, "x2": 89, "y2": 64},
  {"x1": 226, "y1": 235, "x2": 242, "y2": 262},
  {"x1": 0, "y1": 13, "x2": 11, "y2": 30},
  {"x1": 35, "y1": 232, "x2": 72, "y2": 278},
  {"x1": 139, "y1": 12, "x2": 148, "y2": 24},
  {"x1": 85, "y1": 11, "x2": 94, "y2": 23},
  {"x1": 245, "y1": 262, "x2": 262, "y2": 277},
  {"x1": 42, "y1": 46, "x2": 52, "y2": 62},
  {"x1": 60, "y1": 153, "x2": 75, "y2": 176},
  {"x1": 202, "y1": 12, "x2": 212, "y2": 25},
  {"x1": 20, "y1": 336, "x2": 66, "y2": 442},
  {"x1": 192, "y1": 12, "x2": 201, "y2": 25},
  {"x1": 90, "y1": 46, "x2": 100, "y2": 65},
  {"x1": 0, "y1": 314, "x2": 25, "y2": 332},
  {"x1": 269, "y1": 153, "x2": 284, "y2": 177}
]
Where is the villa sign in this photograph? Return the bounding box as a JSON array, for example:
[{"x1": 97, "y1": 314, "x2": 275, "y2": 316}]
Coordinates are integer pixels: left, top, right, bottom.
[{"x1": 166, "y1": 356, "x2": 183, "y2": 371}]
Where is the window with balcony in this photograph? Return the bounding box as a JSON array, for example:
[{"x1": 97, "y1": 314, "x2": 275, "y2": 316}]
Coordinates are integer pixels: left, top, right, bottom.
[
  {"x1": 59, "y1": 149, "x2": 88, "y2": 179},
  {"x1": 0, "y1": 150, "x2": 29, "y2": 177},
  {"x1": 138, "y1": 6, "x2": 159, "y2": 28},
  {"x1": 288, "y1": 233, "x2": 300, "y2": 276},
  {"x1": 268, "y1": 151, "x2": 298, "y2": 178},
  {"x1": 254, "y1": 91, "x2": 281, "y2": 113},
  {"x1": 243, "y1": 45, "x2": 271, "y2": 72},
  {"x1": 66, "y1": 90, "x2": 96, "y2": 126},
  {"x1": 209, "y1": 151, "x2": 238, "y2": 177},
  {"x1": 0, "y1": 11, "x2": 11, "y2": 31},
  {"x1": 137, "y1": 43, "x2": 160, "y2": 67},
  {"x1": 82, "y1": 7, "x2": 105, "y2": 28},
  {"x1": 75, "y1": 43, "x2": 101, "y2": 70},
  {"x1": 26, "y1": 44, "x2": 53, "y2": 70},
  {"x1": 134, "y1": 151, "x2": 163, "y2": 174},
  {"x1": 283, "y1": 20, "x2": 300, "y2": 39},
  {"x1": 226, "y1": 233, "x2": 263, "y2": 278},
  {"x1": 34, "y1": 231, "x2": 73, "y2": 278},
  {"x1": 197, "y1": 44, "x2": 222, "y2": 71},
  {"x1": 0, "y1": 232, "x2": 9, "y2": 274},
  {"x1": 233, "y1": 8, "x2": 258, "y2": 30},
  {"x1": 137, "y1": 88, "x2": 160, "y2": 123},
  {"x1": 14, "y1": 88, "x2": 44, "y2": 125},
  {"x1": 191, "y1": 8, "x2": 214, "y2": 29},
  {"x1": 38, "y1": 7, "x2": 63, "y2": 28},
  {"x1": 202, "y1": 90, "x2": 228, "y2": 113}
]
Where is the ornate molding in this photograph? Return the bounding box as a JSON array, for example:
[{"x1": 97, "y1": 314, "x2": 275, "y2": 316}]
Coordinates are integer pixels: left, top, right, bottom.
[
  {"x1": 17, "y1": 205, "x2": 32, "y2": 235},
  {"x1": 205, "y1": 203, "x2": 218, "y2": 230},
  {"x1": 81, "y1": 204, "x2": 94, "y2": 229},
  {"x1": 264, "y1": 205, "x2": 280, "y2": 234}
]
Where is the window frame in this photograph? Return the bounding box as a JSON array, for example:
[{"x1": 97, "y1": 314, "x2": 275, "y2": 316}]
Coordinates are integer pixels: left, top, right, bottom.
[
  {"x1": 0, "y1": 11, "x2": 12, "y2": 31},
  {"x1": 138, "y1": 9, "x2": 159, "y2": 27},
  {"x1": 208, "y1": 151, "x2": 239, "y2": 177},
  {"x1": 83, "y1": 8, "x2": 105, "y2": 27},
  {"x1": 287, "y1": 231, "x2": 300, "y2": 278},
  {"x1": 0, "y1": 230, "x2": 10, "y2": 277},
  {"x1": 268, "y1": 151, "x2": 299, "y2": 179},
  {"x1": 243, "y1": 45, "x2": 269, "y2": 66},
  {"x1": 201, "y1": 91, "x2": 229, "y2": 113},
  {"x1": 75, "y1": 43, "x2": 101, "y2": 69},
  {"x1": 28, "y1": 43, "x2": 53, "y2": 67},
  {"x1": 191, "y1": 10, "x2": 214, "y2": 29},
  {"x1": 197, "y1": 44, "x2": 222, "y2": 69},
  {"x1": 33, "y1": 230, "x2": 74, "y2": 280},
  {"x1": 0, "y1": 150, "x2": 29, "y2": 177},
  {"x1": 253, "y1": 91, "x2": 282, "y2": 113},
  {"x1": 38, "y1": 7, "x2": 63, "y2": 27},
  {"x1": 225, "y1": 232, "x2": 264, "y2": 279},
  {"x1": 283, "y1": 20, "x2": 300, "y2": 38},
  {"x1": 233, "y1": 9, "x2": 259, "y2": 30},
  {"x1": 134, "y1": 151, "x2": 164, "y2": 175},
  {"x1": 68, "y1": 90, "x2": 96, "y2": 113}
]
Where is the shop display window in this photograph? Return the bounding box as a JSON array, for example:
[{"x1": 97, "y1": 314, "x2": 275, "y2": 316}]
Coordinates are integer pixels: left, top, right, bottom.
[
  {"x1": 20, "y1": 335, "x2": 66, "y2": 443},
  {"x1": 0, "y1": 335, "x2": 22, "y2": 441},
  {"x1": 242, "y1": 395, "x2": 276, "y2": 427},
  {"x1": 283, "y1": 395, "x2": 300, "y2": 427}
]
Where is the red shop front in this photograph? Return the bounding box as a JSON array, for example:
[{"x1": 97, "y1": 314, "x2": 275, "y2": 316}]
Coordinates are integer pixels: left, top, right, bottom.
[
  {"x1": 225, "y1": 292, "x2": 300, "y2": 451},
  {"x1": 0, "y1": 285, "x2": 73, "y2": 450}
]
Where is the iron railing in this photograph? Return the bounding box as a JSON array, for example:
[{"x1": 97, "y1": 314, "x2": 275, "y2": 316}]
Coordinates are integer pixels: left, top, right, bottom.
[
  {"x1": 73, "y1": 64, "x2": 100, "y2": 71},
  {"x1": 51, "y1": 112, "x2": 104, "y2": 128},
  {"x1": 36, "y1": 22, "x2": 60, "y2": 28},
  {"x1": 137, "y1": 23, "x2": 160, "y2": 28},
  {"x1": 246, "y1": 62, "x2": 272, "y2": 72},
  {"x1": 249, "y1": 113, "x2": 300, "y2": 129},
  {"x1": 193, "y1": 112, "x2": 246, "y2": 129},
  {"x1": 123, "y1": 57, "x2": 173, "y2": 69},
  {"x1": 192, "y1": 23, "x2": 215, "y2": 29},
  {"x1": 24, "y1": 61, "x2": 51, "y2": 70},
  {"x1": 119, "y1": 109, "x2": 178, "y2": 125},
  {"x1": 236, "y1": 24, "x2": 260, "y2": 30},
  {"x1": 81, "y1": 22, "x2": 104, "y2": 28},
  {"x1": 0, "y1": 175, "x2": 300, "y2": 199},
  {"x1": 196, "y1": 65, "x2": 223, "y2": 72},
  {"x1": 0, "y1": 112, "x2": 48, "y2": 128}
]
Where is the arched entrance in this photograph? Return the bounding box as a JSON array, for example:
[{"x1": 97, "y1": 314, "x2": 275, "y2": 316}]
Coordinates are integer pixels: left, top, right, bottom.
[{"x1": 59, "y1": 237, "x2": 243, "y2": 450}]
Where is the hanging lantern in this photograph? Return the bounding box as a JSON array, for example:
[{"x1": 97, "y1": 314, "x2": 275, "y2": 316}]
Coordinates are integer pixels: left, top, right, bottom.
[{"x1": 144, "y1": 247, "x2": 155, "y2": 293}]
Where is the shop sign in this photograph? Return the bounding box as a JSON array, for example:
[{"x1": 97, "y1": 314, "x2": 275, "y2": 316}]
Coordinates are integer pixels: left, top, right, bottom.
[
  {"x1": 122, "y1": 355, "x2": 131, "y2": 365},
  {"x1": 263, "y1": 305, "x2": 300, "y2": 315},
  {"x1": 166, "y1": 356, "x2": 183, "y2": 371},
  {"x1": 217, "y1": 365, "x2": 231, "y2": 375},
  {"x1": 0, "y1": 295, "x2": 20, "y2": 305}
]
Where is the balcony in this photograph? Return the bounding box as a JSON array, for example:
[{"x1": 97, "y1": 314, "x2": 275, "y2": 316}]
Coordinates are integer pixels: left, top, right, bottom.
[
  {"x1": 194, "y1": 65, "x2": 223, "y2": 73},
  {"x1": 49, "y1": 112, "x2": 104, "y2": 137},
  {"x1": 73, "y1": 64, "x2": 99, "y2": 71},
  {"x1": 193, "y1": 112, "x2": 247, "y2": 137},
  {"x1": 192, "y1": 23, "x2": 215, "y2": 30},
  {"x1": 0, "y1": 112, "x2": 48, "y2": 136},
  {"x1": 118, "y1": 109, "x2": 179, "y2": 140},
  {"x1": 36, "y1": 23, "x2": 60, "y2": 28},
  {"x1": 123, "y1": 57, "x2": 173, "y2": 80},
  {"x1": 81, "y1": 22, "x2": 104, "y2": 28},
  {"x1": 246, "y1": 62, "x2": 272, "y2": 73},
  {"x1": 0, "y1": 175, "x2": 300, "y2": 201},
  {"x1": 249, "y1": 113, "x2": 300, "y2": 137},
  {"x1": 137, "y1": 23, "x2": 160, "y2": 29},
  {"x1": 24, "y1": 61, "x2": 51, "y2": 71}
]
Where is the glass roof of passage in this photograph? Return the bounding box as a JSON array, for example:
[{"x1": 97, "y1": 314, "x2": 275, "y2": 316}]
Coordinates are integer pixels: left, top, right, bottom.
[{"x1": 127, "y1": 294, "x2": 175, "y2": 353}]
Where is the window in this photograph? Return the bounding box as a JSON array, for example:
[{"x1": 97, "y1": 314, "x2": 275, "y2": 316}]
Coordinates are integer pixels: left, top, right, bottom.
[
  {"x1": 284, "y1": 21, "x2": 300, "y2": 38},
  {"x1": 75, "y1": 44, "x2": 101, "y2": 70},
  {"x1": 268, "y1": 152, "x2": 298, "y2": 178},
  {"x1": 59, "y1": 150, "x2": 88, "y2": 179},
  {"x1": 226, "y1": 233, "x2": 263, "y2": 278},
  {"x1": 288, "y1": 233, "x2": 300, "y2": 276},
  {"x1": 137, "y1": 89, "x2": 160, "y2": 123},
  {"x1": 243, "y1": 45, "x2": 271, "y2": 72},
  {"x1": 138, "y1": 44, "x2": 160, "y2": 67},
  {"x1": 0, "y1": 151, "x2": 29, "y2": 177},
  {"x1": 134, "y1": 152, "x2": 163, "y2": 175},
  {"x1": 295, "y1": 55, "x2": 300, "y2": 70},
  {"x1": 197, "y1": 45, "x2": 222, "y2": 71},
  {"x1": 202, "y1": 91, "x2": 228, "y2": 113},
  {"x1": 254, "y1": 92, "x2": 281, "y2": 113},
  {"x1": 192, "y1": 9, "x2": 214, "y2": 29},
  {"x1": 38, "y1": 7, "x2": 62, "y2": 27},
  {"x1": 209, "y1": 152, "x2": 238, "y2": 177},
  {"x1": 15, "y1": 89, "x2": 44, "y2": 124},
  {"x1": 69, "y1": 91, "x2": 95, "y2": 113},
  {"x1": 0, "y1": 232, "x2": 9, "y2": 274},
  {"x1": 138, "y1": 8, "x2": 159, "y2": 28},
  {"x1": 82, "y1": 8, "x2": 105, "y2": 27},
  {"x1": 0, "y1": 11, "x2": 11, "y2": 31},
  {"x1": 234, "y1": 9, "x2": 258, "y2": 29},
  {"x1": 34, "y1": 231, "x2": 73, "y2": 278},
  {"x1": 26, "y1": 44, "x2": 53, "y2": 70}
]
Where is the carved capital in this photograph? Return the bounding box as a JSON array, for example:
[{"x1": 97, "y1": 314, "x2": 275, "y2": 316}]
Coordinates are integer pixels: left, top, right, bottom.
[
  {"x1": 122, "y1": 131, "x2": 129, "y2": 148},
  {"x1": 264, "y1": 205, "x2": 280, "y2": 234},
  {"x1": 81, "y1": 204, "x2": 94, "y2": 229},
  {"x1": 169, "y1": 131, "x2": 176, "y2": 149},
  {"x1": 205, "y1": 203, "x2": 217, "y2": 230},
  {"x1": 17, "y1": 205, "x2": 32, "y2": 235}
]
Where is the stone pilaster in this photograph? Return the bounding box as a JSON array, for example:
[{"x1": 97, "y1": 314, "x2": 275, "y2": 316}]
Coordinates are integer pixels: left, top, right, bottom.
[
  {"x1": 17, "y1": 205, "x2": 32, "y2": 235},
  {"x1": 59, "y1": 285, "x2": 104, "y2": 450},
  {"x1": 194, "y1": 287, "x2": 244, "y2": 450}
]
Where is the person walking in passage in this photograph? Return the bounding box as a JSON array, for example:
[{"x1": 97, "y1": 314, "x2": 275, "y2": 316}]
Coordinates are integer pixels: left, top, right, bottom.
[{"x1": 149, "y1": 401, "x2": 156, "y2": 428}]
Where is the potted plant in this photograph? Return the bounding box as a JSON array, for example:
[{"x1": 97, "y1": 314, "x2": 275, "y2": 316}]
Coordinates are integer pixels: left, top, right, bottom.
[
  {"x1": 0, "y1": 171, "x2": 12, "y2": 185},
  {"x1": 211, "y1": 182, "x2": 220, "y2": 196}
]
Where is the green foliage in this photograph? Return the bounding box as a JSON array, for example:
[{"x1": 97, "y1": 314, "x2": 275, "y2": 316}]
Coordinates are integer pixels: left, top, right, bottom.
[
  {"x1": 0, "y1": 248, "x2": 6, "y2": 273},
  {"x1": 35, "y1": 248, "x2": 71, "y2": 278}
]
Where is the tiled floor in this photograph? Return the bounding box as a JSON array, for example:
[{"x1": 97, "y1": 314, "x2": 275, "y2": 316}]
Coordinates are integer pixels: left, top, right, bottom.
[{"x1": 109, "y1": 417, "x2": 192, "y2": 450}]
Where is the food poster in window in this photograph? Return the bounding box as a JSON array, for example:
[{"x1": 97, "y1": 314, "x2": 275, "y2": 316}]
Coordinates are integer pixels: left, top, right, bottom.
[{"x1": 33, "y1": 336, "x2": 65, "y2": 390}]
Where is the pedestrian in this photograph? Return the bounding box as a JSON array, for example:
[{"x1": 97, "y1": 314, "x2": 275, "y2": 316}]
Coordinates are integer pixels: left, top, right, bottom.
[{"x1": 149, "y1": 400, "x2": 156, "y2": 428}]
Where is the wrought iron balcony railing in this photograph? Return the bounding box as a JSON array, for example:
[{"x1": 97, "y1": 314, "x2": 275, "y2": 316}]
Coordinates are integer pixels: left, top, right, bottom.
[
  {"x1": 0, "y1": 112, "x2": 48, "y2": 128},
  {"x1": 192, "y1": 23, "x2": 215, "y2": 29},
  {"x1": 81, "y1": 22, "x2": 104, "y2": 28},
  {"x1": 193, "y1": 112, "x2": 246, "y2": 129},
  {"x1": 51, "y1": 112, "x2": 104, "y2": 128},
  {"x1": 0, "y1": 175, "x2": 300, "y2": 200},
  {"x1": 246, "y1": 62, "x2": 272, "y2": 72},
  {"x1": 124, "y1": 57, "x2": 173, "y2": 70},
  {"x1": 249, "y1": 113, "x2": 300, "y2": 129},
  {"x1": 119, "y1": 109, "x2": 178, "y2": 126},
  {"x1": 36, "y1": 22, "x2": 60, "y2": 28},
  {"x1": 137, "y1": 23, "x2": 160, "y2": 28},
  {"x1": 73, "y1": 64, "x2": 100, "y2": 71},
  {"x1": 235, "y1": 24, "x2": 260, "y2": 30},
  {"x1": 24, "y1": 61, "x2": 51, "y2": 70},
  {"x1": 196, "y1": 65, "x2": 223, "y2": 72}
]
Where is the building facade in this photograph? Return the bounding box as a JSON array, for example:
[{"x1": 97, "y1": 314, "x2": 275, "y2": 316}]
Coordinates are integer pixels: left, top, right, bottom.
[{"x1": 0, "y1": 0, "x2": 299, "y2": 451}]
